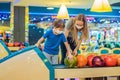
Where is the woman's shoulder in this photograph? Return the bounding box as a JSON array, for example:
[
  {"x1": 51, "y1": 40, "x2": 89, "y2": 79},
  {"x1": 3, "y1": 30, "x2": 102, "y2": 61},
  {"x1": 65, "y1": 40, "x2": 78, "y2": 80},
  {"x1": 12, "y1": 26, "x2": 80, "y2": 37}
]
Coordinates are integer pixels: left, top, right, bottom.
[
  {"x1": 67, "y1": 18, "x2": 74, "y2": 23},
  {"x1": 65, "y1": 18, "x2": 74, "y2": 30}
]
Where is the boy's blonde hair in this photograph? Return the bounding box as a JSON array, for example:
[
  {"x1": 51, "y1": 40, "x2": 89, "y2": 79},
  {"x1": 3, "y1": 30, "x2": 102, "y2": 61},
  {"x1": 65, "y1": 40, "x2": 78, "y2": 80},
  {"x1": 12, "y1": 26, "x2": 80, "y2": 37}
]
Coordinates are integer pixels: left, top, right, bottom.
[{"x1": 53, "y1": 19, "x2": 65, "y2": 28}]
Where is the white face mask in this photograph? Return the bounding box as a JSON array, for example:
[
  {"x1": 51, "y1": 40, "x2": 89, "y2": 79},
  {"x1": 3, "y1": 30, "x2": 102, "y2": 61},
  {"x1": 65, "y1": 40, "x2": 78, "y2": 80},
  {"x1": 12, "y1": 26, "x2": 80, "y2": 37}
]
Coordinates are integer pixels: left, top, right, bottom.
[
  {"x1": 53, "y1": 29, "x2": 63, "y2": 35},
  {"x1": 56, "y1": 30, "x2": 63, "y2": 34},
  {"x1": 75, "y1": 24, "x2": 83, "y2": 30}
]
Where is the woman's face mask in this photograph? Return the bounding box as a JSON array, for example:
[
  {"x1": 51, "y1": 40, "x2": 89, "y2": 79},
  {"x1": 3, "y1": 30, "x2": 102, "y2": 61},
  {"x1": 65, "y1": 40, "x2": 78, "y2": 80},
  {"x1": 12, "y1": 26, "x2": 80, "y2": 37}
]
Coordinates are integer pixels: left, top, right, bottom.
[
  {"x1": 75, "y1": 24, "x2": 83, "y2": 30},
  {"x1": 75, "y1": 20, "x2": 84, "y2": 30}
]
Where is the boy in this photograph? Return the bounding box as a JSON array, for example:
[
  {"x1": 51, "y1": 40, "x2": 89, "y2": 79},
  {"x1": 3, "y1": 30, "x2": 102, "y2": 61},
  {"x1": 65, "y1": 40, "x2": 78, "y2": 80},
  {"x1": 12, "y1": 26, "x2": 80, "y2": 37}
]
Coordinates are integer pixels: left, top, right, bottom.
[{"x1": 36, "y1": 19, "x2": 73, "y2": 65}]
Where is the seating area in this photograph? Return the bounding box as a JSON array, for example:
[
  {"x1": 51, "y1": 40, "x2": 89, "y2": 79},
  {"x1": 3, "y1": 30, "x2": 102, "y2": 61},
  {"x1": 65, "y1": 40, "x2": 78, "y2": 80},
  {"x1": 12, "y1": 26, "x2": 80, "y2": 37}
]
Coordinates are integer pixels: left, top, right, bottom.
[
  {"x1": 79, "y1": 43, "x2": 120, "y2": 54},
  {"x1": 98, "y1": 47, "x2": 120, "y2": 54},
  {"x1": 0, "y1": 40, "x2": 11, "y2": 59}
]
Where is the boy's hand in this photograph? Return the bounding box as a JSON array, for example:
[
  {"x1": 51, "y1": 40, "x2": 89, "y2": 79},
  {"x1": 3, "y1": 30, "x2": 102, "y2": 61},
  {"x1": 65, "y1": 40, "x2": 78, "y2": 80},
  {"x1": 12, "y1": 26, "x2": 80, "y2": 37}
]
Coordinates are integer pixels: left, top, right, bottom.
[
  {"x1": 35, "y1": 44, "x2": 39, "y2": 47},
  {"x1": 35, "y1": 43, "x2": 41, "y2": 48}
]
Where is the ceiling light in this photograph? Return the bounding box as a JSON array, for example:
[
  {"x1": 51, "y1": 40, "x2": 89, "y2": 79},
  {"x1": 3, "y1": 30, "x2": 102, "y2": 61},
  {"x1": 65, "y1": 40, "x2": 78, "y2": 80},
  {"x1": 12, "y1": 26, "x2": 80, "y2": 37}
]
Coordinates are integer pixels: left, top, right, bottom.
[
  {"x1": 119, "y1": 11, "x2": 120, "y2": 13},
  {"x1": 47, "y1": 7, "x2": 54, "y2": 10},
  {"x1": 91, "y1": 0, "x2": 112, "y2": 12},
  {"x1": 57, "y1": 4, "x2": 69, "y2": 19}
]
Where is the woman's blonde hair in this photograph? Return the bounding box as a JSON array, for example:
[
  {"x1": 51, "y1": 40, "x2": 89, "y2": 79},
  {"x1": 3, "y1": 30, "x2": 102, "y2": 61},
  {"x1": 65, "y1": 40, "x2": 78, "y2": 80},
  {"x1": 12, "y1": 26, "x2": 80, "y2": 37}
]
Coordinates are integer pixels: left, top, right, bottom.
[{"x1": 71, "y1": 14, "x2": 89, "y2": 43}]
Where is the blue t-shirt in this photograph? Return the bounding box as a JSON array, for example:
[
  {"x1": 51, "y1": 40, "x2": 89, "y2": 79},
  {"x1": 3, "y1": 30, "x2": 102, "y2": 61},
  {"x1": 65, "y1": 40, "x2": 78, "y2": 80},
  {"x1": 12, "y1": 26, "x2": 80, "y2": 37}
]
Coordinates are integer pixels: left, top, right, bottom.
[{"x1": 43, "y1": 29, "x2": 67, "y2": 55}]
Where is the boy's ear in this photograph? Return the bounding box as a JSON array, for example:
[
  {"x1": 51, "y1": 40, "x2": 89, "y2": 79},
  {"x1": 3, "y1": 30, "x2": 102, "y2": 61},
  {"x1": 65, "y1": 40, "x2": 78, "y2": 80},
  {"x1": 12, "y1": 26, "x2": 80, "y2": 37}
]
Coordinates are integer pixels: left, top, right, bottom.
[{"x1": 54, "y1": 27, "x2": 57, "y2": 29}]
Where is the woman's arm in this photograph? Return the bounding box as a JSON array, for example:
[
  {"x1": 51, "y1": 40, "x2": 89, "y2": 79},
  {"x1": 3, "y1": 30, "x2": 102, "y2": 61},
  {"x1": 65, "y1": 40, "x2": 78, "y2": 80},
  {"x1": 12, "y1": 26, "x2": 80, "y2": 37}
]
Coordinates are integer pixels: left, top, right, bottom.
[
  {"x1": 73, "y1": 38, "x2": 82, "y2": 55},
  {"x1": 64, "y1": 42, "x2": 73, "y2": 58},
  {"x1": 63, "y1": 19, "x2": 73, "y2": 58},
  {"x1": 64, "y1": 18, "x2": 73, "y2": 38},
  {"x1": 76, "y1": 38, "x2": 82, "y2": 50},
  {"x1": 64, "y1": 29, "x2": 70, "y2": 38}
]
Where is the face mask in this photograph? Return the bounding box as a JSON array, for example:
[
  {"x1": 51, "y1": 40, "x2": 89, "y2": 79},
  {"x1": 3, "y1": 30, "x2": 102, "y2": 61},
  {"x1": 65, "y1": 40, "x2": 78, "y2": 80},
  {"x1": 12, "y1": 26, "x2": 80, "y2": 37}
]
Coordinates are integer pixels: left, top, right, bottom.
[
  {"x1": 75, "y1": 24, "x2": 83, "y2": 29},
  {"x1": 56, "y1": 30, "x2": 63, "y2": 34},
  {"x1": 53, "y1": 29, "x2": 63, "y2": 35}
]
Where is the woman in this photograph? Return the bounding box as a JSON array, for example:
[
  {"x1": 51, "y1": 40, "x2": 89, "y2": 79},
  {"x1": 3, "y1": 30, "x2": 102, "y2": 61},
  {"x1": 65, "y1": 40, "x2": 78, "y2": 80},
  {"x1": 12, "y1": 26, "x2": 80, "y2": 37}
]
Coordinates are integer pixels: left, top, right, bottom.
[
  {"x1": 60, "y1": 14, "x2": 89, "y2": 80},
  {"x1": 61, "y1": 14, "x2": 89, "y2": 64}
]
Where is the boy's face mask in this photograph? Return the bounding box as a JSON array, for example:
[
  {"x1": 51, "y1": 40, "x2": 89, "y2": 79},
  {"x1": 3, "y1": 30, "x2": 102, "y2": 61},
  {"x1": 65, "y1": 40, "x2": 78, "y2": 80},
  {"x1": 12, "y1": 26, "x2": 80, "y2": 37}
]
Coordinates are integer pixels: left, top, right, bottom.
[
  {"x1": 56, "y1": 29, "x2": 63, "y2": 34},
  {"x1": 53, "y1": 28, "x2": 63, "y2": 35}
]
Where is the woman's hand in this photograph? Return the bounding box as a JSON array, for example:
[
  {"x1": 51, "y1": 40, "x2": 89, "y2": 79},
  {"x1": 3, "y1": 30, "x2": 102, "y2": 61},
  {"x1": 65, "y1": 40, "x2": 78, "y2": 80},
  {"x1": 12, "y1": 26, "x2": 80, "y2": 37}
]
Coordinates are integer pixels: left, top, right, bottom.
[
  {"x1": 67, "y1": 52, "x2": 73, "y2": 60},
  {"x1": 73, "y1": 49, "x2": 78, "y2": 56},
  {"x1": 69, "y1": 48, "x2": 73, "y2": 54}
]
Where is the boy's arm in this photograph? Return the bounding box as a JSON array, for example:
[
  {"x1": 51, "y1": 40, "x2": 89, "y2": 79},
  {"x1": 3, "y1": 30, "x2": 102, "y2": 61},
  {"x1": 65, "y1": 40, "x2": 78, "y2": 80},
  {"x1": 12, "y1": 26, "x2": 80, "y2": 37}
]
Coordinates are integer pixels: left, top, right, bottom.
[
  {"x1": 36, "y1": 37, "x2": 45, "y2": 47},
  {"x1": 36, "y1": 30, "x2": 50, "y2": 47}
]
